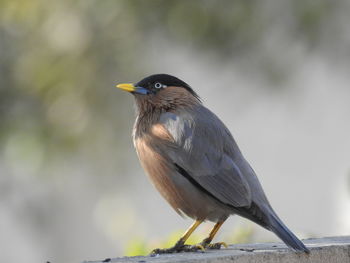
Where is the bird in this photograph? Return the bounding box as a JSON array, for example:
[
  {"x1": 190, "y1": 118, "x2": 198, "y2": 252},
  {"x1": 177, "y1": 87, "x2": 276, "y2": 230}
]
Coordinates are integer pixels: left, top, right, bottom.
[{"x1": 115, "y1": 74, "x2": 309, "y2": 254}]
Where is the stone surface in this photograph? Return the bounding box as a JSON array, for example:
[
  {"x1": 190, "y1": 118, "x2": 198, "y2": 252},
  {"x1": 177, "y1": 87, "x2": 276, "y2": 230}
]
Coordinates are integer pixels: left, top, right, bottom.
[{"x1": 83, "y1": 236, "x2": 350, "y2": 263}]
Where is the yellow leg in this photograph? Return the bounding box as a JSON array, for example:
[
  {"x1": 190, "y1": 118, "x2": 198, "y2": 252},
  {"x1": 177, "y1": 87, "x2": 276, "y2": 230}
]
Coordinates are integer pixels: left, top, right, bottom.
[
  {"x1": 207, "y1": 221, "x2": 225, "y2": 243},
  {"x1": 201, "y1": 220, "x2": 228, "y2": 249},
  {"x1": 179, "y1": 220, "x2": 202, "y2": 244},
  {"x1": 151, "y1": 220, "x2": 203, "y2": 255}
]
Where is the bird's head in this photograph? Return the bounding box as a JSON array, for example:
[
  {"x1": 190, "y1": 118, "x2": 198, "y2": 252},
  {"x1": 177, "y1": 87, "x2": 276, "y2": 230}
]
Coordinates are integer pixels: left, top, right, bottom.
[{"x1": 116, "y1": 74, "x2": 200, "y2": 113}]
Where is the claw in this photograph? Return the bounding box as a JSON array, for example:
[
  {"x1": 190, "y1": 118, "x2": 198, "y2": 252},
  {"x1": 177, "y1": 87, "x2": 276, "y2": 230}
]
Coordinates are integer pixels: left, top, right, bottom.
[
  {"x1": 189, "y1": 244, "x2": 205, "y2": 252},
  {"x1": 197, "y1": 244, "x2": 206, "y2": 251},
  {"x1": 205, "y1": 241, "x2": 228, "y2": 250},
  {"x1": 219, "y1": 242, "x2": 228, "y2": 248}
]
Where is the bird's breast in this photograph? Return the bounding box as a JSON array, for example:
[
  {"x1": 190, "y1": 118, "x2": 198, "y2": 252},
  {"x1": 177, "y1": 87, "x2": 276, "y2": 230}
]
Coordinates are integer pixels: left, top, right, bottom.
[
  {"x1": 133, "y1": 129, "x2": 231, "y2": 221},
  {"x1": 134, "y1": 134, "x2": 184, "y2": 214}
]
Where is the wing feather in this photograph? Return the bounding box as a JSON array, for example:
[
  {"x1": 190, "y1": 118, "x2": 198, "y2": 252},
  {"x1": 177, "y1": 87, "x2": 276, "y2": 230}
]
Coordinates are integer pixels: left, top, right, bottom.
[{"x1": 157, "y1": 108, "x2": 252, "y2": 207}]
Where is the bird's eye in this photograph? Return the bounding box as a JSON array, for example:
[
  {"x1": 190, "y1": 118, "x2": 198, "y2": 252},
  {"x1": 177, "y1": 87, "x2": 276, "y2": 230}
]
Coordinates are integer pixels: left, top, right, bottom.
[{"x1": 154, "y1": 82, "x2": 162, "y2": 89}]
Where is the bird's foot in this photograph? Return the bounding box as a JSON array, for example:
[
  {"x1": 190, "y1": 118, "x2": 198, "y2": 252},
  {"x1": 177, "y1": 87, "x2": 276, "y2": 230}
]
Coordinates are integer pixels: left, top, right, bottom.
[
  {"x1": 182, "y1": 244, "x2": 206, "y2": 252},
  {"x1": 199, "y1": 237, "x2": 228, "y2": 250},
  {"x1": 202, "y1": 241, "x2": 228, "y2": 250},
  {"x1": 150, "y1": 240, "x2": 205, "y2": 255},
  {"x1": 150, "y1": 241, "x2": 227, "y2": 255}
]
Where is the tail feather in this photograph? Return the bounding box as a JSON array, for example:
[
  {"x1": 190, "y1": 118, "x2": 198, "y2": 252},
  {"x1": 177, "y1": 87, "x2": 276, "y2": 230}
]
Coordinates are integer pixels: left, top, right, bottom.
[
  {"x1": 233, "y1": 202, "x2": 309, "y2": 253},
  {"x1": 267, "y1": 213, "x2": 310, "y2": 253}
]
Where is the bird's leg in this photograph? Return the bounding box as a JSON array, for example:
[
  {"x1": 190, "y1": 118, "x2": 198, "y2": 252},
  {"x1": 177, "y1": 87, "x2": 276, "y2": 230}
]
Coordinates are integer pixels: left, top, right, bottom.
[
  {"x1": 199, "y1": 220, "x2": 228, "y2": 250},
  {"x1": 150, "y1": 220, "x2": 204, "y2": 255}
]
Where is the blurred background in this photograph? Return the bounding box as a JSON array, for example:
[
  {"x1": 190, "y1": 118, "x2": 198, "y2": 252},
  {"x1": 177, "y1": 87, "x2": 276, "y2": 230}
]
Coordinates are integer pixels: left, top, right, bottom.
[{"x1": 1, "y1": 0, "x2": 350, "y2": 262}]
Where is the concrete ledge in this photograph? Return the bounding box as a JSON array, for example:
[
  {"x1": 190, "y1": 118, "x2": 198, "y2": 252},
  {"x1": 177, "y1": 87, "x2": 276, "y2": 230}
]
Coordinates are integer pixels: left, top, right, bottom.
[{"x1": 84, "y1": 236, "x2": 350, "y2": 263}]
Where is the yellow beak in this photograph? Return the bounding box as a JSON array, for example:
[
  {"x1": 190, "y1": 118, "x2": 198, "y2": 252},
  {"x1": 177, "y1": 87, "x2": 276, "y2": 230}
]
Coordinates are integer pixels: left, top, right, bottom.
[{"x1": 115, "y1": 83, "x2": 136, "y2": 92}]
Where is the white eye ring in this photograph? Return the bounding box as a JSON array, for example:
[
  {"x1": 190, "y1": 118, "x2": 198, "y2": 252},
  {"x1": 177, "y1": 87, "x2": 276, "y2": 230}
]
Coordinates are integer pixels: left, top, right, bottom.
[{"x1": 154, "y1": 82, "x2": 162, "y2": 89}]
